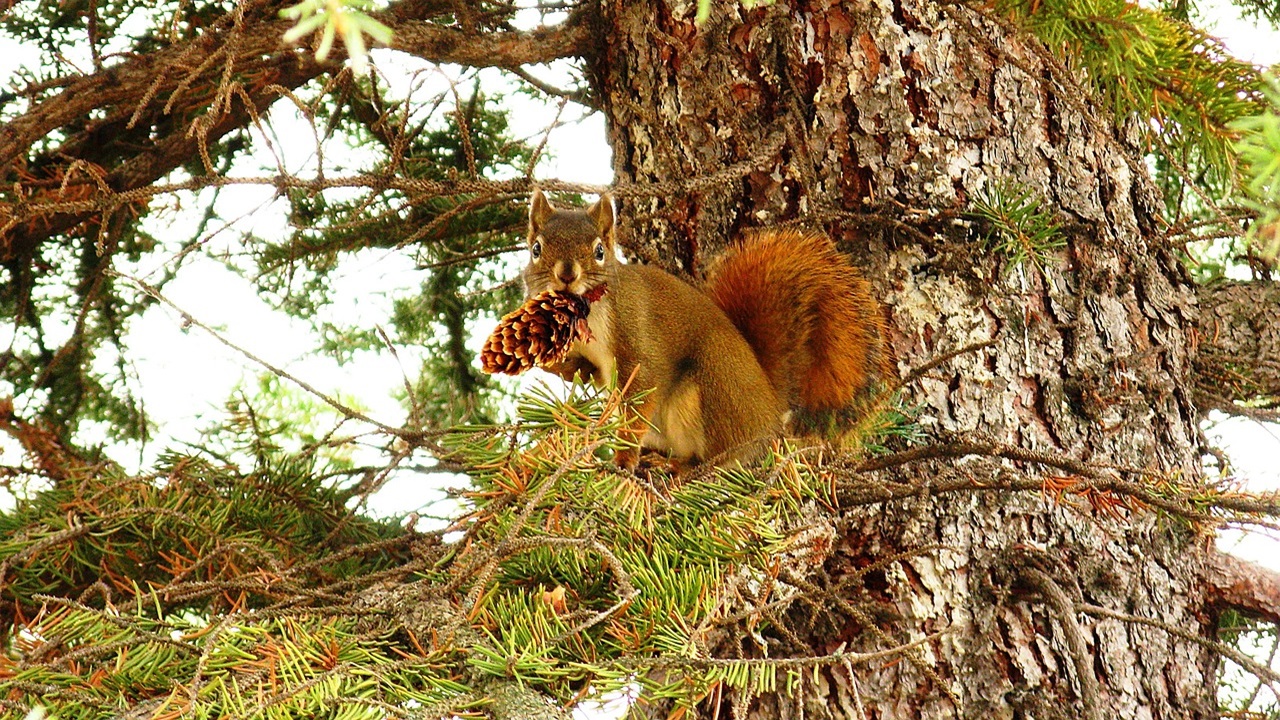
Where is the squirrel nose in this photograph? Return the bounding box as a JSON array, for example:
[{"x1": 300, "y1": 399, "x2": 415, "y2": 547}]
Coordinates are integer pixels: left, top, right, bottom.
[{"x1": 555, "y1": 262, "x2": 579, "y2": 285}]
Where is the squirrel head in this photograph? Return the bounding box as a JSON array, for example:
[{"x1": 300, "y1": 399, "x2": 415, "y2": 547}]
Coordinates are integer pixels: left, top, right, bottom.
[{"x1": 524, "y1": 189, "x2": 616, "y2": 298}]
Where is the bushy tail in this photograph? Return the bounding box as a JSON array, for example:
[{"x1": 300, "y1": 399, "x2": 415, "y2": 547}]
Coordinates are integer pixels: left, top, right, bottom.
[{"x1": 705, "y1": 229, "x2": 888, "y2": 412}]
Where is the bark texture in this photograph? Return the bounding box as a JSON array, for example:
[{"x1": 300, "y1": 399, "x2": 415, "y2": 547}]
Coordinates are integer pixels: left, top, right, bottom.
[
  {"x1": 4, "y1": 0, "x2": 1260, "y2": 715},
  {"x1": 1194, "y1": 280, "x2": 1280, "y2": 414},
  {"x1": 590, "y1": 0, "x2": 1215, "y2": 716}
]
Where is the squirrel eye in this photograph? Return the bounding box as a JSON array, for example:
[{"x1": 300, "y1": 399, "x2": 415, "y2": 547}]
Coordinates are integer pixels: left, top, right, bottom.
[
  {"x1": 594, "y1": 241, "x2": 605, "y2": 264},
  {"x1": 531, "y1": 240, "x2": 542, "y2": 260}
]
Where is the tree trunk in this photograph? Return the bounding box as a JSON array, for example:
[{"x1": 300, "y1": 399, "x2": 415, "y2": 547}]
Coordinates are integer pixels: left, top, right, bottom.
[
  {"x1": 1195, "y1": 280, "x2": 1280, "y2": 414},
  {"x1": 589, "y1": 1, "x2": 1215, "y2": 717}
]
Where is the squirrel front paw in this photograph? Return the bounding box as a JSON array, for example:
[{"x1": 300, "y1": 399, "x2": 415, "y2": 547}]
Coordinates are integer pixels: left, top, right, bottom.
[{"x1": 542, "y1": 355, "x2": 597, "y2": 383}]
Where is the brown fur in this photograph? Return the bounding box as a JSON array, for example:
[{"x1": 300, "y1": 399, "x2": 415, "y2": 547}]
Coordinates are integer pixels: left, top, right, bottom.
[
  {"x1": 705, "y1": 229, "x2": 888, "y2": 412},
  {"x1": 524, "y1": 191, "x2": 883, "y2": 465}
]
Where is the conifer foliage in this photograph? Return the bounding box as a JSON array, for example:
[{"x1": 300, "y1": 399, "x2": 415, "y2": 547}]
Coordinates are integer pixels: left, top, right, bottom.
[{"x1": 0, "y1": 388, "x2": 915, "y2": 718}]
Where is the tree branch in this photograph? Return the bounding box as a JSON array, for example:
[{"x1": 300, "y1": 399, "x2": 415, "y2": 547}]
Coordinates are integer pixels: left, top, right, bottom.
[
  {"x1": 1205, "y1": 550, "x2": 1280, "y2": 626},
  {"x1": 1018, "y1": 568, "x2": 1103, "y2": 720},
  {"x1": 391, "y1": 19, "x2": 589, "y2": 69},
  {"x1": 0, "y1": 0, "x2": 588, "y2": 263}
]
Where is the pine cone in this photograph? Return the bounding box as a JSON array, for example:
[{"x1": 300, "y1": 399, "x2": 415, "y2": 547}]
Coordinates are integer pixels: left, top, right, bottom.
[{"x1": 481, "y1": 289, "x2": 597, "y2": 375}]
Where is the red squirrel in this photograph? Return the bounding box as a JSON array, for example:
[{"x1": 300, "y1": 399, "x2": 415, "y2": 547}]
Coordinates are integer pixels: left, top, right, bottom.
[{"x1": 523, "y1": 190, "x2": 886, "y2": 466}]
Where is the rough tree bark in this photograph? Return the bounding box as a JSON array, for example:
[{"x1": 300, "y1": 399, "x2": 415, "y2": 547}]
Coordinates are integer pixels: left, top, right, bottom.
[
  {"x1": 590, "y1": 0, "x2": 1219, "y2": 717},
  {"x1": 1195, "y1": 281, "x2": 1280, "y2": 416}
]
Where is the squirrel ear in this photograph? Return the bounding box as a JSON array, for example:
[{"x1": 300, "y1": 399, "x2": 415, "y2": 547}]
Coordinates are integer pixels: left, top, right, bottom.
[
  {"x1": 587, "y1": 193, "x2": 615, "y2": 240},
  {"x1": 529, "y1": 189, "x2": 555, "y2": 232}
]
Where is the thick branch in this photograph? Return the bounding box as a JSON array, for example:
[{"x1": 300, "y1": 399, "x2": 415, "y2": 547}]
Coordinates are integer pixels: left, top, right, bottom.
[
  {"x1": 1205, "y1": 550, "x2": 1280, "y2": 626},
  {"x1": 837, "y1": 439, "x2": 1280, "y2": 520},
  {"x1": 1194, "y1": 280, "x2": 1280, "y2": 415},
  {"x1": 0, "y1": 1, "x2": 585, "y2": 168},
  {"x1": 0, "y1": 3, "x2": 297, "y2": 170},
  {"x1": 391, "y1": 20, "x2": 589, "y2": 69},
  {"x1": 0, "y1": 47, "x2": 321, "y2": 263}
]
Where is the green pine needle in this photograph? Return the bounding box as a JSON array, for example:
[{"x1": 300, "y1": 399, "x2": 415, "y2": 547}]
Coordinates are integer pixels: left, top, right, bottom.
[
  {"x1": 969, "y1": 181, "x2": 1066, "y2": 271},
  {"x1": 996, "y1": 0, "x2": 1263, "y2": 210},
  {"x1": 2, "y1": 382, "x2": 910, "y2": 717},
  {"x1": 280, "y1": 0, "x2": 393, "y2": 74},
  {"x1": 1229, "y1": 74, "x2": 1280, "y2": 260},
  {"x1": 695, "y1": 0, "x2": 776, "y2": 25}
]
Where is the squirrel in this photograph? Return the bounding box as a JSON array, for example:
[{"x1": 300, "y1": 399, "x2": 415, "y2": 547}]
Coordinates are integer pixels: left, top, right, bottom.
[{"x1": 523, "y1": 189, "x2": 887, "y2": 467}]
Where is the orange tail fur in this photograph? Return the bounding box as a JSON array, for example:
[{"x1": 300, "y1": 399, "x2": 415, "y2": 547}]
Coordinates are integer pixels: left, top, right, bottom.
[{"x1": 705, "y1": 229, "x2": 887, "y2": 412}]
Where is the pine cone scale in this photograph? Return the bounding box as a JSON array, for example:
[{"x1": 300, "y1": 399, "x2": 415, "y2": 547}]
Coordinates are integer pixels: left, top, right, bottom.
[{"x1": 480, "y1": 288, "x2": 602, "y2": 375}]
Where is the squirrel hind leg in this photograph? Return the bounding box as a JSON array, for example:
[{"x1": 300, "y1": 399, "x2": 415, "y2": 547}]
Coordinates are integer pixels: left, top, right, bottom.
[
  {"x1": 647, "y1": 380, "x2": 706, "y2": 462},
  {"x1": 615, "y1": 381, "x2": 708, "y2": 467}
]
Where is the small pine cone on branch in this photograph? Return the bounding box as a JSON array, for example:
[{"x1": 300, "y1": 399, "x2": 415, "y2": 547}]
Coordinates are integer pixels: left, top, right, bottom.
[{"x1": 480, "y1": 288, "x2": 601, "y2": 375}]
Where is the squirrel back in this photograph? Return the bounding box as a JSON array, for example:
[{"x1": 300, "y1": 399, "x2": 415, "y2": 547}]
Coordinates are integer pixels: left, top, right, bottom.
[{"x1": 705, "y1": 228, "x2": 888, "y2": 413}]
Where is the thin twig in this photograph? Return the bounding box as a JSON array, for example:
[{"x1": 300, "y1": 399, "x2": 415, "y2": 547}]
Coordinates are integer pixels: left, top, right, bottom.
[{"x1": 109, "y1": 269, "x2": 405, "y2": 437}]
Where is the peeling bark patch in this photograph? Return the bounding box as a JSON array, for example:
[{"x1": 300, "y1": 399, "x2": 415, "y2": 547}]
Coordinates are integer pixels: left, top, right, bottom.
[
  {"x1": 900, "y1": 50, "x2": 930, "y2": 126},
  {"x1": 1044, "y1": 80, "x2": 1063, "y2": 147},
  {"x1": 858, "y1": 31, "x2": 883, "y2": 83}
]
